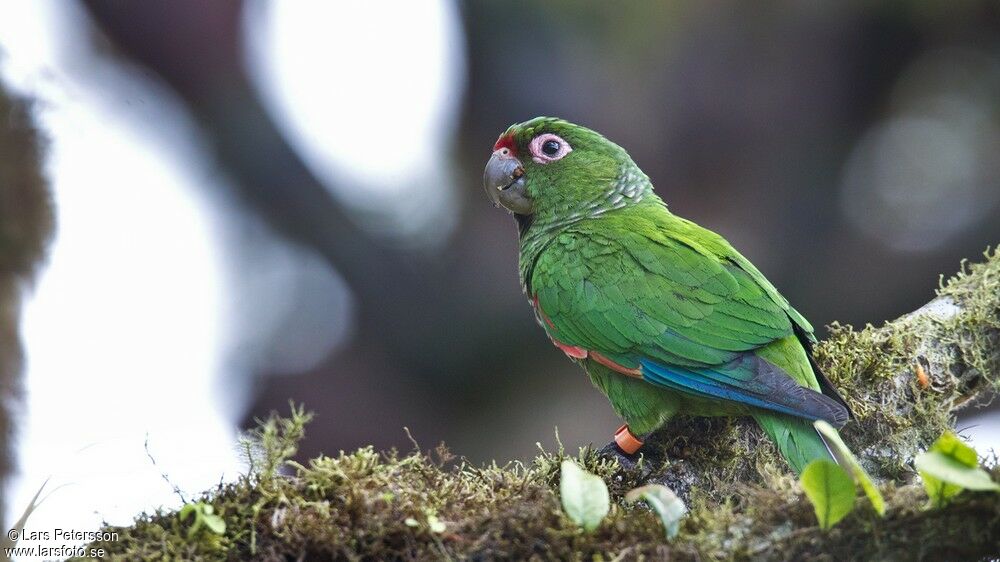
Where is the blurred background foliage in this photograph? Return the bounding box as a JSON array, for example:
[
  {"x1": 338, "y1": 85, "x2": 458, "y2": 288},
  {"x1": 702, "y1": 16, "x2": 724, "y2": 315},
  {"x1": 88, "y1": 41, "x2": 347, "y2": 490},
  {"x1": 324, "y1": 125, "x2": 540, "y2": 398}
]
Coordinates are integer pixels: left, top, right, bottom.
[{"x1": 2, "y1": 0, "x2": 1000, "y2": 528}]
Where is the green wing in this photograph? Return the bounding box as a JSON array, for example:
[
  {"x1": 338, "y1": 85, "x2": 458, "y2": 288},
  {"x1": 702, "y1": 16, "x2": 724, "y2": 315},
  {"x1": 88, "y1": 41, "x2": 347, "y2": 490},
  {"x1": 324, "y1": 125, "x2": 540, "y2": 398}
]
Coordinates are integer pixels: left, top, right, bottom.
[
  {"x1": 530, "y1": 209, "x2": 845, "y2": 425},
  {"x1": 532, "y1": 211, "x2": 807, "y2": 371}
]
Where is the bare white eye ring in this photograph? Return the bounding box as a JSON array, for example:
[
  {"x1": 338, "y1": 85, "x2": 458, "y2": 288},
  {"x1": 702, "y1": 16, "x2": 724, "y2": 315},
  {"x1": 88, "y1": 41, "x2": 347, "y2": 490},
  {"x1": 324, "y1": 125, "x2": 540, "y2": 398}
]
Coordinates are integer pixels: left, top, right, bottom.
[{"x1": 528, "y1": 133, "x2": 572, "y2": 164}]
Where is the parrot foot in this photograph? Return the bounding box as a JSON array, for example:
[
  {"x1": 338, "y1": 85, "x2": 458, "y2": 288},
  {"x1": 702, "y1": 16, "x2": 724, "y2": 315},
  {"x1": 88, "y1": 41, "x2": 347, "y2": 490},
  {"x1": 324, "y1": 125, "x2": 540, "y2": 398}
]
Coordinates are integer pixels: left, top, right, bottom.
[
  {"x1": 596, "y1": 440, "x2": 643, "y2": 471},
  {"x1": 596, "y1": 425, "x2": 646, "y2": 471}
]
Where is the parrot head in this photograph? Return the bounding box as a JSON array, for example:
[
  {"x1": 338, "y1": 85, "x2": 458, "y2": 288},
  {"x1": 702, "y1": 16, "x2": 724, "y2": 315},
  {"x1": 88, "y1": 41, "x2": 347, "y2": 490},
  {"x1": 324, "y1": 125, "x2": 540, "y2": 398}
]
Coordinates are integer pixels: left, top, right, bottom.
[{"x1": 484, "y1": 117, "x2": 643, "y2": 228}]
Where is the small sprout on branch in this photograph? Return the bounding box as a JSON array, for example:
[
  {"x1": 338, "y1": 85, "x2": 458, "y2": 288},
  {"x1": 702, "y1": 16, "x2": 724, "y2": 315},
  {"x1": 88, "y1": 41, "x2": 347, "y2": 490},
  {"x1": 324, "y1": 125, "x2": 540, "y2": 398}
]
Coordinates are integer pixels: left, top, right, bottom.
[
  {"x1": 559, "y1": 460, "x2": 610, "y2": 531},
  {"x1": 427, "y1": 513, "x2": 447, "y2": 534},
  {"x1": 814, "y1": 420, "x2": 885, "y2": 516},
  {"x1": 405, "y1": 509, "x2": 447, "y2": 534},
  {"x1": 915, "y1": 431, "x2": 1000, "y2": 507},
  {"x1": 178, "y1": 502, "x2": 226, "y2": 539},
  {"x1": 800, "y1": 459, "x2": 855, "y2": 531},
  {"x1": 625, "y1": 484, "x2": 686, "y2": 540}
]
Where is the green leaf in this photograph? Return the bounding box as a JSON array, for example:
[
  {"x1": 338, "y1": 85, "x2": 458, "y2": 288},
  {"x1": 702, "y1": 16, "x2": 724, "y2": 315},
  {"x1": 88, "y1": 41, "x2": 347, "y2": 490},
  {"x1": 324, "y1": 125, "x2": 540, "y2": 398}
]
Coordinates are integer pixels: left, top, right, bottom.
[
  {"x1": 203, "y1": 513, "x2": 227, "y2": 535},
  {"x1": 814, "y1": 420, "x2": 885, "y2": 516},
  {"x1": 179, "y1": 502, "x2": 227, "y2": 538},
  {"x1": 916, "y1": 431, "x2": 1000, "y2": 507},
  {"x1": 930, "y1": 431, "x2": 978, "y2": 467},
  {"x1": 625, "y1": 484, "x2": 687, "y2": 540},
  {"x1": 800, "y1": 459, "x2": 856, "y2": 531},
  {"x1": 916, "y1": 451, "x2": 999, "y2": 490},
  {"x1": 559, "y1": 460, "x2": 610, "y2": 531},
  {"x1": 918, "y1": 469, "x2": 963, "y2": 507},
  {"x1": 179, "y1": 503, "x2": 195, "y2": 522}
]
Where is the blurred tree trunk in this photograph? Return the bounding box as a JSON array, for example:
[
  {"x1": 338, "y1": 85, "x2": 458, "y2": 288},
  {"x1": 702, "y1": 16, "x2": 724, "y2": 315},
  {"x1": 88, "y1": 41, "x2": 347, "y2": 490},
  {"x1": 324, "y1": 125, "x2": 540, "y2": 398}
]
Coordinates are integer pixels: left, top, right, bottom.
[{"x1": 0, "y1": 83, "x2": 55, "y2": 526}]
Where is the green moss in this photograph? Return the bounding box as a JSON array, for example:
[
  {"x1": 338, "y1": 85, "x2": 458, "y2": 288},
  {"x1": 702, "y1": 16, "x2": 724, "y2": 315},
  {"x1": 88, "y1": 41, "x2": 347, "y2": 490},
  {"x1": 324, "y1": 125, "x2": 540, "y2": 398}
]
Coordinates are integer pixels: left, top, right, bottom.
[
  {"x1": 77, "y1": 407, "x2": 1000, "y2": 561},
  {"x1": 76, "y1": 251, "x2": 1000, "y2": 560},
  {"x1": 815, "y1": 248, "x2": 1000, "y2": 479}
]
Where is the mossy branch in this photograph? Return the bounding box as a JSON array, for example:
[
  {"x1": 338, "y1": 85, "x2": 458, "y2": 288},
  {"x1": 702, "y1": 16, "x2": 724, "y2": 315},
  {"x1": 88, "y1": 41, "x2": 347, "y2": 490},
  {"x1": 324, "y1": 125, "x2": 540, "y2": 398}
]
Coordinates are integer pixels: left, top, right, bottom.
[
  {"x1": 80, "y1": 251, "x2": 1000, "y2": 561},
  {"x1": 630, "y1": 248, "x2": 1000, "y2": 497}
]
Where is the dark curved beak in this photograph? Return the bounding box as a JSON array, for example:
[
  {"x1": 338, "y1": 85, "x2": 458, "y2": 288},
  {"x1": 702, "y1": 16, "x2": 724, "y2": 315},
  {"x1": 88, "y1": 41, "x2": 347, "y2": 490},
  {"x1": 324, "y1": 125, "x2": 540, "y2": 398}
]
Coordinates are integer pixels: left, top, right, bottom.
[{"x1": 483, "y1": 149, "x2": 533, "y2": 215}]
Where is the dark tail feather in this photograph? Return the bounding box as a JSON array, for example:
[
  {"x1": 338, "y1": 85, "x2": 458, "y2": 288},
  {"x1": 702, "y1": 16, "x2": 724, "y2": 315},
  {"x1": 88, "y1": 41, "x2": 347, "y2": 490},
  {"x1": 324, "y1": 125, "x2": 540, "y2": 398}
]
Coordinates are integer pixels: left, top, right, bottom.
[
  {"x1": 792, "y1": 323, "x2": 853, "y2": 420},
  {"x1": 747, "y1": 355, "x2": 849, "y2": 428}
]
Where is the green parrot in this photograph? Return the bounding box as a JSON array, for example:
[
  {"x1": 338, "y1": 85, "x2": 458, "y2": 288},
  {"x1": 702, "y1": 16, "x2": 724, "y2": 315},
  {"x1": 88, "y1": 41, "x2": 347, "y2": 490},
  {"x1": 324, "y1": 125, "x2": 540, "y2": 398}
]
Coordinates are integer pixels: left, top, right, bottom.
[{"x1": 483, "y1": 117, "x2": 850, "y2": 474}]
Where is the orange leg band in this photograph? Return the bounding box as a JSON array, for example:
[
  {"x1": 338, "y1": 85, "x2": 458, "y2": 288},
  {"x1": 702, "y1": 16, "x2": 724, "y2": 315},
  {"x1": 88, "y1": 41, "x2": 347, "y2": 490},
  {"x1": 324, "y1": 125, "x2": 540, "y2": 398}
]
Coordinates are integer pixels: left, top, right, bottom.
[{"x1": 614, "y1": 424, "x2": 644, "y2": 455}]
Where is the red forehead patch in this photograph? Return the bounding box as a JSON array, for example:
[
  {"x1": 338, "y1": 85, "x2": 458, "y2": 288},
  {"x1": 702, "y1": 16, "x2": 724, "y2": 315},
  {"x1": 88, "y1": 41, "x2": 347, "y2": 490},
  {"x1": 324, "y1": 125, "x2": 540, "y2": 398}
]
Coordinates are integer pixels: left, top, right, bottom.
[{"x1": 493, "y1": 132, "x2": 517, "y2": 155}]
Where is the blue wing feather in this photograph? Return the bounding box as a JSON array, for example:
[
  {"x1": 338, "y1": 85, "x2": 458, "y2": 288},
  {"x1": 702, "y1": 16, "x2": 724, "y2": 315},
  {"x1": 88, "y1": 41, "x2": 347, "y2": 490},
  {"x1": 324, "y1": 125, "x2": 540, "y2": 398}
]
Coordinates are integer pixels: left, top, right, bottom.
[{"x1": 640, "y1": 356, "x2": 848, "y2": 426}]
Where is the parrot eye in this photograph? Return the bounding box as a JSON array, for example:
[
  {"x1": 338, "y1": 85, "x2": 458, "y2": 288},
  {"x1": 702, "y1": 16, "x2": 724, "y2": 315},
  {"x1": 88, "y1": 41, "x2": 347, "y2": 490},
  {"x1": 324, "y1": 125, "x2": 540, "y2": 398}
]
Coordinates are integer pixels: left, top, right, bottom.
[{"x1": 529, "y1": 133, "x2": 572, "y2": 164}]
